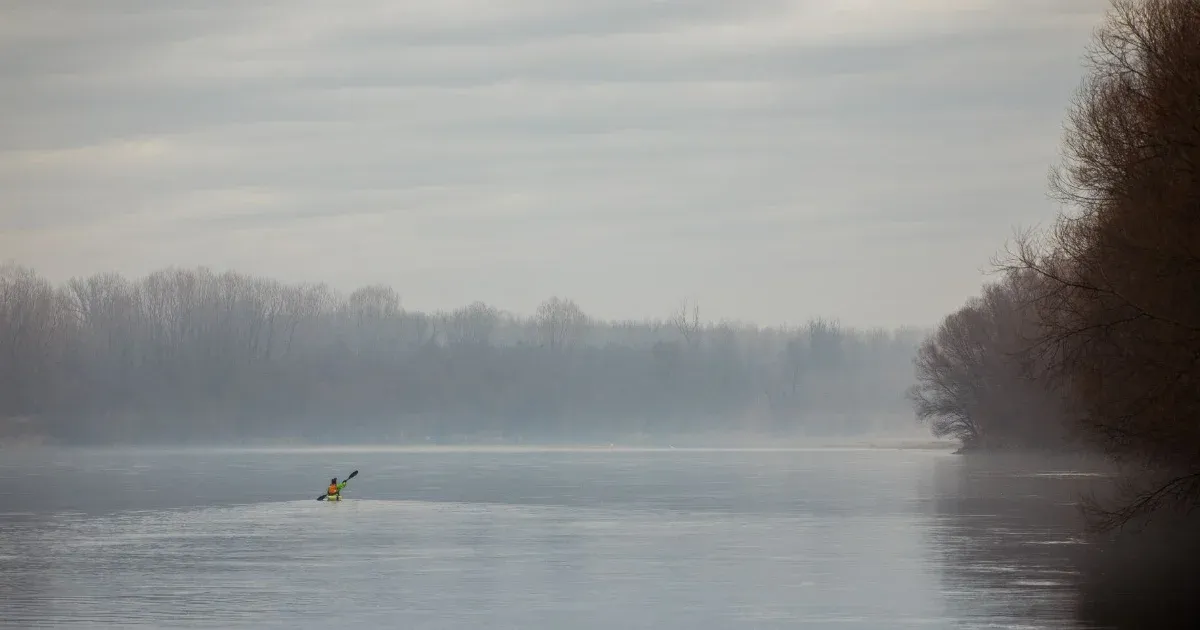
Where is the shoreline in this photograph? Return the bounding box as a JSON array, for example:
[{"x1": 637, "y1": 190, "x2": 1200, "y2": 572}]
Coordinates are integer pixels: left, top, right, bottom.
[{"x1": 2, "y1": 437, "x2": 959, "y2": 454}]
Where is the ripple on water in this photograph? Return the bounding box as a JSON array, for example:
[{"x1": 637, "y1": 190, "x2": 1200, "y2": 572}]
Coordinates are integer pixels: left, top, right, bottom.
[{"x1": 0, "y1": 449, "x2": 1098, "y2": 629}]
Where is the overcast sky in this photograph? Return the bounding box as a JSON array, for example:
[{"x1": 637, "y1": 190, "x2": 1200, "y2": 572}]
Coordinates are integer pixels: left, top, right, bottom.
[{"x1": 0, "y1": 0, "x2": 1109, "y2": 328}]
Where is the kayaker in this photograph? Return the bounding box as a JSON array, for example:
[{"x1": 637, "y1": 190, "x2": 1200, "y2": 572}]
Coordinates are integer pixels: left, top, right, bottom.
[
  {"x1": 327, "y1": 477, "x2": 344, "y2": 498},
  {"x1": 316, "y1": 470, "x2": 357, "y2": 501}
]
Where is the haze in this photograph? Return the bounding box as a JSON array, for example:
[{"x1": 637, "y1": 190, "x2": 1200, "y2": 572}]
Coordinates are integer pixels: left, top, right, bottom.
[
  {"x1": 6, "y1": 2, "x2": 1200, "y2": 629},
  {"x1": 0, "y1": 0, "x2": 1106, "y2": 328}
]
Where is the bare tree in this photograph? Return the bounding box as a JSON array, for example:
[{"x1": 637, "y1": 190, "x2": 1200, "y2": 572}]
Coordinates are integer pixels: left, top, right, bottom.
[
  {"x1": 0, "y1": 261, "x2": 921, "y2": 444},
  {"x1": 0, "y1": 264, "x2": 68, "y2": 417},
  {"x1": 908, "y1": 270, "x2": 1068, "y2": 451},
  {"x1": 446, "y1": 301, "x2": 499, "y2": 346},
  {"x1": 999, "y1": 0, "x2": 1200, "y2": 529},
  {"x1": 670, "y1": 298, "x2": 701, "y2": 346},
  {"x1": 784, "y1": 338, "x2": 805, "y2": 395},
  {"x1": 535, "y1": 296, "x2": 588, "y2": 350}
]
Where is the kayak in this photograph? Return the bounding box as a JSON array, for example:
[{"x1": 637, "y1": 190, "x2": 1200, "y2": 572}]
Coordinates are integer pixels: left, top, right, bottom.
[{"x1": 316, "y1": 470, "x2": 359, "y2": 501}]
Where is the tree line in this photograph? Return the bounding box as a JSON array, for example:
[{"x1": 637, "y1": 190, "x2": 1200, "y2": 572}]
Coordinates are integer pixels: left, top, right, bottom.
[
  {"x1": 0, "y1": 265, "x2": 923, "y2": 445},
  {"x1": 909, "y1": 0, "x2": 1200, "y2": 529}
]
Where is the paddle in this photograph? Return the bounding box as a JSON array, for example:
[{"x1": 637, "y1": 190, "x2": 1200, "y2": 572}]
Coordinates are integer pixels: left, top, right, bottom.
[{"x1": 316, "y1": 469, "x2": 359, "y2": 501}]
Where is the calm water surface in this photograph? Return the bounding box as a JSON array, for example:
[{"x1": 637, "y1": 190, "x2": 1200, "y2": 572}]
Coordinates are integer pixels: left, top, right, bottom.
[{"x1": 0, "y1": 447, "x2": 1106, "y2": 629}]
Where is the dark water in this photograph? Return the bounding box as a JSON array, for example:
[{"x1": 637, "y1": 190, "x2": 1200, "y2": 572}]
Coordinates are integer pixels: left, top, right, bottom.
[{"x1": 0, "y1": 447, "x2": 1126, "y2": 629}]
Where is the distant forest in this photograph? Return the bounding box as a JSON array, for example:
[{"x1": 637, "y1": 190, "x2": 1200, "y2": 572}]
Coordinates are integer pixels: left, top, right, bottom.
[{"x1": 0, "y1": 264, "x2": 924, "y2": 444}]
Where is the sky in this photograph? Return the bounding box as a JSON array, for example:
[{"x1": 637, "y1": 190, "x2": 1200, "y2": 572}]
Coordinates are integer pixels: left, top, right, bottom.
[{"x1": 0, "y1": 0, "x2": 1110, "y2": 329}]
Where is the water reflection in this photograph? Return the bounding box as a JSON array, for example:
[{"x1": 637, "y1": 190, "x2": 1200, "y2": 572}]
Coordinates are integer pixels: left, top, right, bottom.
[
  {"x1": 1074, "y1": 510, "x2": 1200, "y2": 629},
  {"x1": 4, "y1": 447, "x2": 1198, "y2": 629},
  {"x1": 924, "y1": 454, "x2": 1092, "y2": 628},
  {"x1": 925, "y1": 453, "x2": 1200, "y2": 630}
]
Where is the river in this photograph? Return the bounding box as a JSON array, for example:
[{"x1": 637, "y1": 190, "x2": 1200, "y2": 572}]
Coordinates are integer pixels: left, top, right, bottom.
[{"x1": 0, "y1": 446, "x2": 1132, "y2": 628}]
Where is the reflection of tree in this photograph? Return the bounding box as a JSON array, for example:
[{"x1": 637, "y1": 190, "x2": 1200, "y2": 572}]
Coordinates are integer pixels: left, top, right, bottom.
[
  {"x1": 925, "y1": 454, "x2": 1200, "y2": 629},
  {"x1": 922, "y1": 455, "x2": 1095, "y2": 628},
  {"x1": 1074, "y1": 514, "x2": 1200, "y2": 629}
]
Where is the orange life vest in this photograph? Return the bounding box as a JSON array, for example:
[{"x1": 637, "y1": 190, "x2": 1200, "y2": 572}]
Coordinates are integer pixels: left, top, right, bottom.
[{"x1": 328, "y1": 483, "x2": 339, "y2": 495}]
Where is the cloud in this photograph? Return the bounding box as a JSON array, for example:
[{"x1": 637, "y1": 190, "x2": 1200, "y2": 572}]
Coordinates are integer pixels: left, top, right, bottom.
[{"x1": 0, "y1": 0, "x2": 1111, "y2": 327}]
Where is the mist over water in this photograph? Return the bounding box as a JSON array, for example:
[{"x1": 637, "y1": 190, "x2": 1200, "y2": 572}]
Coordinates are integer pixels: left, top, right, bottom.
[
  {"x1": 5, "y1": 0, "x2": 1200, "y2": 627},
  {"x1": 1, "y1": 445, "x2": 1163, "y2": 630}
]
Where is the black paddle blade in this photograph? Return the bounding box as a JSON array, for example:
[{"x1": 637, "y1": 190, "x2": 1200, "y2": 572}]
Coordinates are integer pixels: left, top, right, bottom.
[
  {"x1": 347, "y1": 470, "x2": 359, "y2": 480},
  {"x1": 316, "y1": 494, "x2": 326, "y2": 501}
]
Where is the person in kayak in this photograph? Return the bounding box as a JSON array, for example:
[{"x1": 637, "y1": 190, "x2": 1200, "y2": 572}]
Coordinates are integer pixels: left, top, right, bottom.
[{"x1": 327, "y1": 477, "x2": 345, "y2": 498}]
